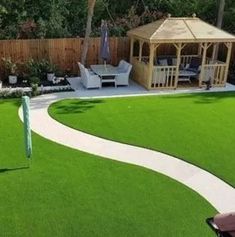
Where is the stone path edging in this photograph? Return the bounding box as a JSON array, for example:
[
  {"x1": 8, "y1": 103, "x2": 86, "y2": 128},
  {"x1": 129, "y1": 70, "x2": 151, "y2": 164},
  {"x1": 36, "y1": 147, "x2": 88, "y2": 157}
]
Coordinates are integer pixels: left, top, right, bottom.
[{"x1": 18, "y1": 91, "x2": 235, "y2": 213}]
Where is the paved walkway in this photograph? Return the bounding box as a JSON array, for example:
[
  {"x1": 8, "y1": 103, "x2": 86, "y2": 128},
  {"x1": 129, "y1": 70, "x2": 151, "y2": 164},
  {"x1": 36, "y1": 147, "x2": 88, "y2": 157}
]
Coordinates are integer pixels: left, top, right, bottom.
[{"x1": 19, "y1": 90, "x2": 235, "y2": 213}]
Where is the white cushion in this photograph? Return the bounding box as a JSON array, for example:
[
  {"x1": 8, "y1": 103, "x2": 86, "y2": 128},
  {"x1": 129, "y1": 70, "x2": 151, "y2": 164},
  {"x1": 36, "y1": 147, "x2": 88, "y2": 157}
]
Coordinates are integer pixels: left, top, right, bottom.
[{"x1": 159, "y1": 59, "x2": 168, "y2": 66}]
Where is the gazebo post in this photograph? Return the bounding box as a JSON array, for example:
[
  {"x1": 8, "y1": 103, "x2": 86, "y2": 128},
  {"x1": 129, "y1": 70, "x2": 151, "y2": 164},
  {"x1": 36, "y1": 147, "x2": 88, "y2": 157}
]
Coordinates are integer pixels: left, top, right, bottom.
[
  {"x1": 212, "y1": 43, "x2": 218, "y2": 61},
  {"x1": 174, "y1": 43, "x2": 183, "y2": 89},
  {"x1": 147, "y1": 43, "x2": 155, "y2": 90},
  {"x1": 199, "y1": 42, "x2": 208, "y2": 87},
  {"x1": 139, "y1": 40, "x2": 144, "y2": 62},
  {"x1": 224, "y1": 42, "x2": 232, "y2": 83},
  {"x1": 198, "y1": 43, "x2": 202, "y2": 56},
  {"x1": 129, "y1": 37, "x2": 134, "y2": 64}
]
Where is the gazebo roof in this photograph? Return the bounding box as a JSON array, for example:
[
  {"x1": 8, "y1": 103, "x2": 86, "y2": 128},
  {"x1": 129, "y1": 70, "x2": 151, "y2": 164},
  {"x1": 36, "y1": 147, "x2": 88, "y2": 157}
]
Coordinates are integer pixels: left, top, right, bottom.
[{"x1": 127, "y1": 17, "x2": 235, "y2": 43}]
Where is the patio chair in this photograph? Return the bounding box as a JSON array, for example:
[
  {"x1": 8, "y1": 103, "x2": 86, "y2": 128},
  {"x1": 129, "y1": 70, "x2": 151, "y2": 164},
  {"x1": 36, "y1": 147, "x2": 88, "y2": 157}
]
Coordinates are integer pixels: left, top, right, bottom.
[
  {"x1": 78, "y1": 62, "x2": 101, "y2": 89},
  {"x1": 115, "y1": 60, "x2": 132, "y2": 86},
  {"x1": 206, "y1": 212, "x2": 235, "y2": 237},
  {"x1": 185, "y1": 57, "x2": 202, "y2": 74}
]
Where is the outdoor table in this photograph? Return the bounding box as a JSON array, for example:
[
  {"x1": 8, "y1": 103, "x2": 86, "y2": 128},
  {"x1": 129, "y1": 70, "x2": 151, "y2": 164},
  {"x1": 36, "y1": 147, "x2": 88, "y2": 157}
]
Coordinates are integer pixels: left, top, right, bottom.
[
  {"x1": 90, "y1": 64, "x2": 120, "y2": 87},
  {"x1": 178, "y1": 70, "x2": 198, "y2": 83}
]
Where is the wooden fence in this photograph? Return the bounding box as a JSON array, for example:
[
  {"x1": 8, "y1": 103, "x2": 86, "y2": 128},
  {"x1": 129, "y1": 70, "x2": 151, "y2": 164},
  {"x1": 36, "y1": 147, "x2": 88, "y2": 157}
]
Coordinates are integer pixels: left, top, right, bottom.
[
  {"x1": 0, "y1": 37, "x2": 234, "y2": 77},
  {"x1": 0, "y1": 37, "x2": 130, "y2": 76}
]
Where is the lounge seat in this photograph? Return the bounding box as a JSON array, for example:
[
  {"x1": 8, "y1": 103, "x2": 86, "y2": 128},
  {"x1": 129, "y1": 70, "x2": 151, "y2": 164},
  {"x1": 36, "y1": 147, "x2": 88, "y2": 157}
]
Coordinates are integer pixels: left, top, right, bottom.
[{"x1": 115, "y1": 60, "x2": 132, "y2": 86}]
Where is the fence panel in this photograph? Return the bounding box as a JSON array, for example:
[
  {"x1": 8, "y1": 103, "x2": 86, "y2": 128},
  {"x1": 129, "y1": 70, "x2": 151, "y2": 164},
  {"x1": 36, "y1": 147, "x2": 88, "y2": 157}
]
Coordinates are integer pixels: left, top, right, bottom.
[
  {"x1": 0, "y1": 37, "x2": 130, "y2": 76},
  {"x1": 0, "y1": 38, "x2": 233, "y2": 78}
]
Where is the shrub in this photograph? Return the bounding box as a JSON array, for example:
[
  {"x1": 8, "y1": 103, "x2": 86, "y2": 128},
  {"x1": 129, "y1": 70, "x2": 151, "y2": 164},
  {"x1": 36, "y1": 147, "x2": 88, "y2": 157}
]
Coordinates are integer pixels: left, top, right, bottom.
[
  {"x1": 26, "y1": 58, "x2": 57, "y2": 80},
  {"x1": 29, "y1": 76, "x2": 40, "y2": 85},
  {"x1": 26, "y1": 58, "x2": 44, "y2": 79},
  {"x1": 2, "y1": 57, "x2": 18, "y2": 75}
]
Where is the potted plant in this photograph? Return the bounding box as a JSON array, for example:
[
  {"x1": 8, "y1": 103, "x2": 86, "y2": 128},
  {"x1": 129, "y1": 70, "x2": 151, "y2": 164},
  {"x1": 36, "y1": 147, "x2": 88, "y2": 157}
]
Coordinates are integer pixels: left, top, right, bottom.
[
  {"x1": 46, "y1": 61, "x2": 57, "y2": 82},
  {"x1": 2, "y1": 57, "x2": 18, "y2": 84}
]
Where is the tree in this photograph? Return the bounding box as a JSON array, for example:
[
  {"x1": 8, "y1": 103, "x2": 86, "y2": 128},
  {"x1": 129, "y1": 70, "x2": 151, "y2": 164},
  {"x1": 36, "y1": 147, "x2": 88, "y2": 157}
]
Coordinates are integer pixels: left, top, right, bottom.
[
  {"x1": 216, "y1": 0, "x2": 225, "y2": 28},
  {"x1": 213, "y1": 0, "x2": 225, "y2": 60},
  {"x1": 81, "y1": 0, "x2": 96, "y2": 65}
]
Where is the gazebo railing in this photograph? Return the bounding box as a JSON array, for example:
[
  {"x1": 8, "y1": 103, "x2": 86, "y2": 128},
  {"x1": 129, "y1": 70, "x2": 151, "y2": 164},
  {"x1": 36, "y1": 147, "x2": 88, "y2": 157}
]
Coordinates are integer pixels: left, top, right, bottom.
[
  {"x1": 200, "y1": 63, "x2": 227, "y2": 87},
  {"x1": 152, "y1": 66, "x2": 177, "y2": 89},
  {"x1": 132, "y1": 57, "x2": 149, "y2": 88}
]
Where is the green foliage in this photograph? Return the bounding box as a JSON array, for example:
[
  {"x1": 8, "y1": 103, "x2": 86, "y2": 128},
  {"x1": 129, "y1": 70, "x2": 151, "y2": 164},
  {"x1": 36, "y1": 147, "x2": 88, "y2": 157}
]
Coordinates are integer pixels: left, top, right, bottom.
[
  {"x1": 0, "y1": 89, "x2": 29, "y2": 98},
  {"x1": 31, "y1": 83, "x2": 39, "y2": 96},
  {"x1": 26, "y1": 58, "x2": 57, "y2": 80},
  {"x1": 29, "y1": 76, "x2": 40, "y2": 85},
  {"x1": 2, "y1": 57, "x2": 18, "y2": 75},
  {"x1": 0, "y1": 0, "x2": 234, "y2": 38},
  {"x1": 26, "y1": 58, "x2": 44, "y2": 79}
]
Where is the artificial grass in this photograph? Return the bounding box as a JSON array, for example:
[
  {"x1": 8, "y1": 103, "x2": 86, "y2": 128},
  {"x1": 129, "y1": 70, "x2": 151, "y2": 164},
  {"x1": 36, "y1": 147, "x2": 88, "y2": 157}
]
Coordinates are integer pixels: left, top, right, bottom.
[
  {"x1": 49, "y1": 92, "x2": 235, "y2": 186},
  {"x1": 0, "y1": 99, "x2": 216, "y2": 236}
]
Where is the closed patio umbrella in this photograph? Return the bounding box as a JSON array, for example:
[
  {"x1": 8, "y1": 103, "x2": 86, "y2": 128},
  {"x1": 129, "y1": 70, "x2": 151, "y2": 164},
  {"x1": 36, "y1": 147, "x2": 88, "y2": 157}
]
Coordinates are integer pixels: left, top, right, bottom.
[
  {"x1": 22, "y1": 96, "x2": 32, "y2": 159},
  {"x1": 100, "y1": 20, "x2": 110, "y2": 68}
]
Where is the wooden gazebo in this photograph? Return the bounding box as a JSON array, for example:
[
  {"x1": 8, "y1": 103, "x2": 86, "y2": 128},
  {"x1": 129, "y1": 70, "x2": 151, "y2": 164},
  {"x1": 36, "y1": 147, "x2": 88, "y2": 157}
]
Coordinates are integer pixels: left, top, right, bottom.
[{"x1": 127, "y1": 15, "x2": 235, "y2": 90}]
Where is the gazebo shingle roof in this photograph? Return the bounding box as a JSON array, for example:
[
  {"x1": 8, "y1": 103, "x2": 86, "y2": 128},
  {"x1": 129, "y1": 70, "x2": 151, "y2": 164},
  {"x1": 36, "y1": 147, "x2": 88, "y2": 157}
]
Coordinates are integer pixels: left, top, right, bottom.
[{"x1": 127, "y1": 17, "x2": 235, "y2": 43}]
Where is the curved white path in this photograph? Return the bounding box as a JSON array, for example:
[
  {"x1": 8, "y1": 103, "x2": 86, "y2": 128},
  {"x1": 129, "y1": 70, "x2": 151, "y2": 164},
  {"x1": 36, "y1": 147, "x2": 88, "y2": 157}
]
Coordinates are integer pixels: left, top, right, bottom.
[{"x1": 19, "y1": 92, "x2": 235, "y2": 213}]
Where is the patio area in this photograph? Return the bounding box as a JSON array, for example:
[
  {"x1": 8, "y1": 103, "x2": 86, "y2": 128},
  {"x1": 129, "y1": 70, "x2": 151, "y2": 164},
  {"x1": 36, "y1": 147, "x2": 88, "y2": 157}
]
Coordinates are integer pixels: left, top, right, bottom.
[{"x1": 67, "y1": 76, "x2": 235, "y2": 98}]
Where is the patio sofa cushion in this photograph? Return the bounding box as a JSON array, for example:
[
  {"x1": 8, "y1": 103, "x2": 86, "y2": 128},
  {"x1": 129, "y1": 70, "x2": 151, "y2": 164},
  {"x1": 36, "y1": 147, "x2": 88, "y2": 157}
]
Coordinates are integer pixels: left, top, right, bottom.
[
  {"x1": 159, "y1": 59, "x2": 168, "y2": 66},
  {"x1": 156, "y1": 56, "x2": 177, "y2": 66},
  {"x1": 188, "y1": 57, "x2": 202, "y2": 69},
  {"x1": 185, "y1": 57, "x2": 202, "y2": 75}
]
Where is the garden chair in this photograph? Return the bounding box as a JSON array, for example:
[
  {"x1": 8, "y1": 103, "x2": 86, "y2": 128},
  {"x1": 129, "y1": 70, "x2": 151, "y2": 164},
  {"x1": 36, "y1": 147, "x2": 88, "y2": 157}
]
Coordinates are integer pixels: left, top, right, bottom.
[
  {"x1": 115, "y1": 60, "x2": 132, "y2": 86},
  {"x1": 78, "y1": 62, "x2": 101, "y2": 89},
  {"x1": 206, "y1": 212, "x2": 235, "y2": 237}
]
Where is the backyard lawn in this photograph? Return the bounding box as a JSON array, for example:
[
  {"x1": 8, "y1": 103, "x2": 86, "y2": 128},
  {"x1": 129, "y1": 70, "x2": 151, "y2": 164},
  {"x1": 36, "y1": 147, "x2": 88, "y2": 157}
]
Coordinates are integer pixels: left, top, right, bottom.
[
  {"x1": 49, "y1": 91, "x2": 235, "y2": 186},
  {"x1": 0, "y1": 99, "x2": 216, "y2": 236}
]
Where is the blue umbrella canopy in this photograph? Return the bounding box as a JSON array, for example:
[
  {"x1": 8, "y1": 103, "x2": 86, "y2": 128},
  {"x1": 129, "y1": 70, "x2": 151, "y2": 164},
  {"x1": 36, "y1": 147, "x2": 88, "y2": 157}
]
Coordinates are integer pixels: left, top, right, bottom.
[{"x1": 100, "y1": 20, "x2": 110, "y2": 63}]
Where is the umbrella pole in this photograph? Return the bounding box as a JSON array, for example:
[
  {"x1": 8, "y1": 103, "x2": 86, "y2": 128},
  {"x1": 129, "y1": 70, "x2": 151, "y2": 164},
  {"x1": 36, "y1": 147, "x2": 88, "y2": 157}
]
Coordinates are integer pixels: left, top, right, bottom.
[{"x1": 104, "y1": 60, "x2": 107, "y2": 71}]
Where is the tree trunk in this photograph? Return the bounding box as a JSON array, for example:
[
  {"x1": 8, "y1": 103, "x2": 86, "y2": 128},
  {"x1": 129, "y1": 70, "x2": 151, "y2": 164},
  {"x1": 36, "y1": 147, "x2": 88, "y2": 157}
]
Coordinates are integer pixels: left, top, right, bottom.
[
  {"x1": 213, "y1": 0, "x2": 225, "y2": 60},
  {"x1": 216, "y1": 0, "x2": 225, "y2": 28},
  {"x1": 81, "y1": 0, "x2": 96, "y2": 65}
]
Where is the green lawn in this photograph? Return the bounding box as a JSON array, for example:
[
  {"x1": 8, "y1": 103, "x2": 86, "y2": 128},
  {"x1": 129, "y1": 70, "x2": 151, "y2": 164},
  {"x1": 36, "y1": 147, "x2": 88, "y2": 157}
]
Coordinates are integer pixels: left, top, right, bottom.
[
  {"x1": 49, "y1": 92, "x2": 235, "y2": 186},
  {"x1": 0, "y1": 99, "x2": 216, "y2": 236}
]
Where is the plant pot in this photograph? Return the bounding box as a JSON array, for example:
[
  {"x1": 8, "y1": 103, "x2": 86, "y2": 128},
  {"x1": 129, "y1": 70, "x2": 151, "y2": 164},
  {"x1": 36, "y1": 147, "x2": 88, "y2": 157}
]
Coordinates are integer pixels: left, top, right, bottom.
[
  {"x1": 9, "y1": 75, "x2": 17, "y2": 84},
  {"x1": 47, "y1": 73, "x2": 55, "y2": 82}
]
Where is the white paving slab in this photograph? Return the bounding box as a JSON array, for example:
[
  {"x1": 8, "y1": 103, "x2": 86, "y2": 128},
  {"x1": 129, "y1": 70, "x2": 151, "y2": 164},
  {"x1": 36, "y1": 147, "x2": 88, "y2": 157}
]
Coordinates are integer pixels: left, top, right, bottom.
[{"x1": 18, "y1": 87, "x2": 235, "y2": 213}]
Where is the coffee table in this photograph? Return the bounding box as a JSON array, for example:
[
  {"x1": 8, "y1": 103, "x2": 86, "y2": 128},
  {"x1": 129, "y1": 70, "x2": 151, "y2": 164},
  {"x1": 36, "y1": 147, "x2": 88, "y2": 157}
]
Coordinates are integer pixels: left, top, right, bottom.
[
  {"x1": 178, "y1": 70, "x2": 198, "y2": 83},
  {"x1": 90, "y1": 64, "x2": 120, "y2": 87}
]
